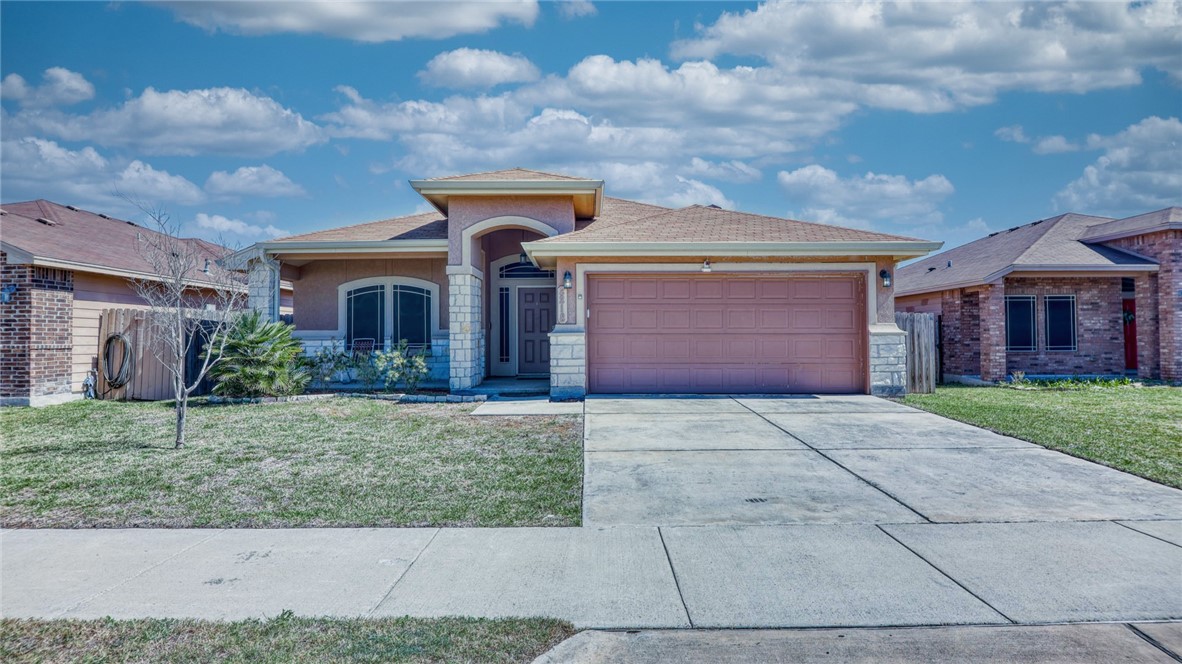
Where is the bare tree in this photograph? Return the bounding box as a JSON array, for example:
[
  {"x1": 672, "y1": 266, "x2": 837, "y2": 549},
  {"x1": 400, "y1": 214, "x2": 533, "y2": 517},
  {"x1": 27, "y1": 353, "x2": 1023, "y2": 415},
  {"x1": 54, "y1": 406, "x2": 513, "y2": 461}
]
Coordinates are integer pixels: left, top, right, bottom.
[{"x1": 129, "y1": 201, "x2": 247, "y2": 448}]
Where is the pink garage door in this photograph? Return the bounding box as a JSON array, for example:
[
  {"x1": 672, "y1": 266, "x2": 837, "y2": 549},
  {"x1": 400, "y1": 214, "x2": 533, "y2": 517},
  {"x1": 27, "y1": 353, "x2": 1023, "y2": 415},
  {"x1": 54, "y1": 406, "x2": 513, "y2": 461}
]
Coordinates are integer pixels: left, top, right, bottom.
[{"x1": 587, "y1": 273, "x2": 867, "y2": 394}]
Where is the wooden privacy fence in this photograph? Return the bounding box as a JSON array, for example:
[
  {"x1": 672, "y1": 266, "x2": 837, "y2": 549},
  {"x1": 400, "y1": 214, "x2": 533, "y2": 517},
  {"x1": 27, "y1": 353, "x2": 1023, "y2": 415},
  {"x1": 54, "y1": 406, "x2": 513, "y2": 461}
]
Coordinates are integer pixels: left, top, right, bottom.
[
  {"x1": 96, "y1": 308, "x2": 214, "y2": 401},
  {"x1": 895, "y1": 312, "x2": 938, "y2": 394}
]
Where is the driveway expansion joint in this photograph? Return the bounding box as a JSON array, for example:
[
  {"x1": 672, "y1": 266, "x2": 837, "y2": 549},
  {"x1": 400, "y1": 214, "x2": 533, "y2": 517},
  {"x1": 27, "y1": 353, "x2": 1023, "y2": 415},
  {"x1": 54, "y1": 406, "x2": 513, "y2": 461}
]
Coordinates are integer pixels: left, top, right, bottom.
[
  {"x1": 733, "y1": 397, "x2": 934, "y2": 524},
  {"x1": 1112, "y1": 520, "x2": 1182, "y2": 549},
  {"x1": 657, "y1": 527, "x2": 694, "y2": 628},
  {"x1": 875, "y1": 524, "x2": 1017, "y2": 625},
  {"x1": 1127, "y1": 623, "x2": 1182, "y2": 662}
]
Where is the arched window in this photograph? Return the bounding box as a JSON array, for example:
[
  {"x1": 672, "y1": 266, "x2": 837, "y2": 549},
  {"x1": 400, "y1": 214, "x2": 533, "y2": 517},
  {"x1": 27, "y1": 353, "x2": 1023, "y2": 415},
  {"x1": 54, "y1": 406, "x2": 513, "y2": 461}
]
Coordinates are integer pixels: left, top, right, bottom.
[
  {"x1": 346, "y1": 284, "x2": 384, "y2": 350},
  {"x1": 392, "y1": 284, "x2": 431, "y2": 348}
]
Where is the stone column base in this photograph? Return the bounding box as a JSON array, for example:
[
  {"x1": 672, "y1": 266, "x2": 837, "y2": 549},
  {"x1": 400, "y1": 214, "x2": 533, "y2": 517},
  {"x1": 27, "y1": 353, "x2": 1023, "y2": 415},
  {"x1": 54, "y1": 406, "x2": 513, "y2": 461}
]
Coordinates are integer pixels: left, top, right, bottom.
[
  {"x1": 448, "y1": 271, "x2": 484, "y2": 391},
  {"x1": 869, "y1": 324, "x2": 906, "y2": 397},
  {"x1": 549, "y1": 327, "x2": 586, "y2": 400}
]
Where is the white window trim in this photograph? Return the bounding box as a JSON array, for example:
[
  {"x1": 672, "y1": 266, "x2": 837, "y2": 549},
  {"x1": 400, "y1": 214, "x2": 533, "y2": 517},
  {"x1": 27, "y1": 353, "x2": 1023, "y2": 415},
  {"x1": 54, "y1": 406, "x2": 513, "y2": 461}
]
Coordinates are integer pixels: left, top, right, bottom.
[
  {"x1": 489, "y1": 254, "x2": 556, "y2": 377},
  {"x1": 1044, "y1": 294, "x2": 1078, "y2": 352},
  {"x1": 1004, "y1": 295, "x2": 1037, "y2": 352},
  {"x1": 293, "y1": 276, "x2": 444, "y2": 349}
]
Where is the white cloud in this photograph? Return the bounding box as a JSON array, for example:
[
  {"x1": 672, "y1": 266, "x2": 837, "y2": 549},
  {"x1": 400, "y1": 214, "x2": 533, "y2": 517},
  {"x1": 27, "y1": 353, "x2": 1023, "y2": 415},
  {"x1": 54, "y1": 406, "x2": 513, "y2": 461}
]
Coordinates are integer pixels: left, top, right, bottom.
[
  {"x1": 995, "y1": 125, "x2": 1029, "y2": 143},
  {"x1": 0, "y1": 137, "x2": 205, "y2": 209},
  {"x1": 672, "y1": 1, "x2": 1182, "y2": 111},
  {"x1": 8, "y1": 87, "x2": 324, "y2": 156},
  {"x1": 659, "y1": 176, "x2": 734, "y2": 209},
  {"x1": 778, "y1": 164, "x2": 954, "y2": 228},
  {"x1": 1054, "y1": 116, "x2": 1182, "y2": 215},
  {"x1": 194, "y1": 212, "x2": 287, "y2": 239},
  {"x1": 419, "y1": 48, "x2": 540, "y2": 89},
  {"x1": 557, "y1": 0, "x2": 597, "y2": 19},
  {"x1": 205, "y1": 165, "x2": 306, "y2": 198},
  {"x1": 159, "y1": 1, "x2": 539, "y2": 42},
  {"x1": 1032, "y1": 135, "x2": 1080, "y2": 154},
  {"x1": 0, "y1": 67, "x2": 94, "y2": 107},
  {"x1": 682, "y1": 157, "x2": 761, "y2": 182}
]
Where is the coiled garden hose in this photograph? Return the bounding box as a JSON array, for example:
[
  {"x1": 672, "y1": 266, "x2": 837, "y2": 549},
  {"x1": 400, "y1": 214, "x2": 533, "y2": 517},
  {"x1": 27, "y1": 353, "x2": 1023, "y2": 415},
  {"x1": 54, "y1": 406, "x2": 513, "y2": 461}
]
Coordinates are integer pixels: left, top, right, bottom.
[{"x1": 102, "y1": 332, "x2": 134, "y2": 391}]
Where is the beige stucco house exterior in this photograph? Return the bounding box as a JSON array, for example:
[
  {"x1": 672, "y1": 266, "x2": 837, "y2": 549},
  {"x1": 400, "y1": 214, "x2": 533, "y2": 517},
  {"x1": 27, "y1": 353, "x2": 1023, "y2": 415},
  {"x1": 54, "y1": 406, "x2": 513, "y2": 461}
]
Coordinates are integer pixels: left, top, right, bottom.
[{"x1": 232, "y1": 169, "x2": 941, "y2": 399}]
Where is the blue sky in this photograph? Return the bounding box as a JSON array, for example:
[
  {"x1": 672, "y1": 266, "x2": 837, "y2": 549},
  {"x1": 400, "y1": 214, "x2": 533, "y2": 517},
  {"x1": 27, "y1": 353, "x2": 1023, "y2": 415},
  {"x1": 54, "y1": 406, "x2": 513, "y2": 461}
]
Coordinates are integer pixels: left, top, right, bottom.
[{"x1": 2, "y1": 1, "x2": 1179, "y2": 250}]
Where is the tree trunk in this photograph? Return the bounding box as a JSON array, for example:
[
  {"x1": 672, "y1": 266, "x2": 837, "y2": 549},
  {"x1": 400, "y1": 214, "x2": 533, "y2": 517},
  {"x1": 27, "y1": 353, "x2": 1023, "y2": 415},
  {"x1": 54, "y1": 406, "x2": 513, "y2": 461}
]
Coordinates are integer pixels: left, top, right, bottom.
[{"x1": 175, "y1": 394, "x2": 187, "y2": 449}]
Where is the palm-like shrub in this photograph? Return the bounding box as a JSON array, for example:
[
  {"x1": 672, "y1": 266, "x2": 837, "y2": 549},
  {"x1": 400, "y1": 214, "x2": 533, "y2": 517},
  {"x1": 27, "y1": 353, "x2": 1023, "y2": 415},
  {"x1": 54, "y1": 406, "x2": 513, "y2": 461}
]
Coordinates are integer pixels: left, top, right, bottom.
[{"x1": 210, "y1": 311, "x2": 310, "y2": 397}]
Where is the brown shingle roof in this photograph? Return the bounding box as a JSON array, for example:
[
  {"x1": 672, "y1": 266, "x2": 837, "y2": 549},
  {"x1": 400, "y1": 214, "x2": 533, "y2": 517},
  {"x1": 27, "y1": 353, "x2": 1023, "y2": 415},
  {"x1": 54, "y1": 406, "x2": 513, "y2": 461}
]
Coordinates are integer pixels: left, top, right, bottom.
[
  {"x1": 1079, "y1": 206, "x2": 1182, "y2": 241},
  {"x1": 0, "y1": 200, "x2": 229, "y2": 277},
  {"x1": 538, "y1": 204, "x2": 926, "y2": 244},
  {"x1": 427, "y1": 168, "x2": 590, "y2": 182},
  {"x1": 896, "y1": 212, "x2": 1158, "y2": 296},
  {"x1": 274, "y1": 211, "x2": 448, "y2": 242}
]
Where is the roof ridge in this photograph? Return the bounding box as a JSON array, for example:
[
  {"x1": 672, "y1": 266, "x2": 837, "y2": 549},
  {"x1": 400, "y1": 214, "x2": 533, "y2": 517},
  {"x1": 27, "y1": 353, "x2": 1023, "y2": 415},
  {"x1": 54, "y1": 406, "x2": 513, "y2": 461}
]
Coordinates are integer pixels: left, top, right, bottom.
[{"x1": 1012, "y1": 213, "x2": 1095, "y2": 264}]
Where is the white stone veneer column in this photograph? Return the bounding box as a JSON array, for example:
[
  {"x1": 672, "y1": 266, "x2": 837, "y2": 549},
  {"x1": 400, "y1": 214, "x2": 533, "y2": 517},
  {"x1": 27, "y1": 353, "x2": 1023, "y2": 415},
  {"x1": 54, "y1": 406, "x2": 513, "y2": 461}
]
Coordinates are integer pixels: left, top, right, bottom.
[
  {"x1": 447, "y1": 270, "x2": 484, "y2": 390},
  {"x1": 246, "y1": 256, "x2": 279, "y2": 321},
  {"x1": 549, "y1": 326, "x2": 586, "y2": 400},
  {"x1": 869, "y1": 323, "x2": 907, "y2": 397}
]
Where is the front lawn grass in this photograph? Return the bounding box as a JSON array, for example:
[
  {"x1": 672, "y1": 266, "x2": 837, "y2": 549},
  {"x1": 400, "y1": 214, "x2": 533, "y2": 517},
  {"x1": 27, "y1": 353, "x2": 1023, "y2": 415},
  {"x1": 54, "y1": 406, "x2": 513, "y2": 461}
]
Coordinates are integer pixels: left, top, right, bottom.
[
  {"x1": 0, "y1": 399, "x2": 582, "y2": 528},
  {"x1": 902, "y1": 384, "x2": 1182, "y2": 488},
  {"x1": 0, "y1": 615, "x2": 575, "y2": 664}
]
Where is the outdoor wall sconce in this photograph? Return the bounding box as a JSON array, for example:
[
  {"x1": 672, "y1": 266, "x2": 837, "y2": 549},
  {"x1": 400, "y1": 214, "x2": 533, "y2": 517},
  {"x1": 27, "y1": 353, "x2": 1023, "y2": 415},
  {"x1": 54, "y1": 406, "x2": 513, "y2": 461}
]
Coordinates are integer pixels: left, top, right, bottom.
[
  {"x1": 518, "y1": 251, "x2": 529, "y2": 264},
  {"x1": 0, "y1": 283, "x2": 17, "y2": 304},
  {"x1": 562, "y1": 271, "x2": 573, "y2": 289},
  {"x1": 879, "y1": 269, "x2": 892, "y2": 288},
  {"x1": 702, "y1": 259, "x2": 712, "y2": 273}
]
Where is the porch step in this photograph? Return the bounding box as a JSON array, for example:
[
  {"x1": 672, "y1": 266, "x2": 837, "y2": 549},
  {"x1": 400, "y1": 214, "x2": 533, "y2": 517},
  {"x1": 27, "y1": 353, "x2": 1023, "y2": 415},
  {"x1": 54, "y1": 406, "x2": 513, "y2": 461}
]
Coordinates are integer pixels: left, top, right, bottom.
[{"x1": 456, "y1": 378, "x2": 550, "y2": 397}]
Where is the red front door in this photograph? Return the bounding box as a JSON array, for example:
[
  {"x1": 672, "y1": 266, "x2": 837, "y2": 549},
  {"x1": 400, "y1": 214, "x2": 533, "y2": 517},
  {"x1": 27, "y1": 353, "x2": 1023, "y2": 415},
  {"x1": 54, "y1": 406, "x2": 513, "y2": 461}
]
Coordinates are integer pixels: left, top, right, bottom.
[{"x1": 1122, "y1": 298, "x2": 1138, "y2": 370}]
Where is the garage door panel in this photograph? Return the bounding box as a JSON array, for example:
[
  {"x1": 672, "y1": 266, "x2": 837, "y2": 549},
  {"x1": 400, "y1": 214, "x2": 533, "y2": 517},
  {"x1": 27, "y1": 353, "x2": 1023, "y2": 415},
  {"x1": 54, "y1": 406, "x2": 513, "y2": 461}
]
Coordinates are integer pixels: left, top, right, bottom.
[{"x1": 588, "y1": 274, "x2": 866, "y2": 394}]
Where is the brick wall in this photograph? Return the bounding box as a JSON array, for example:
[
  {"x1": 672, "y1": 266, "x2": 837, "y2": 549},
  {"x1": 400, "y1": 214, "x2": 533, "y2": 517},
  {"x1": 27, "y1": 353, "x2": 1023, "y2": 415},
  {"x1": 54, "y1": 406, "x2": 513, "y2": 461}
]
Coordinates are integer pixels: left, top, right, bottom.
[
  {"x1": 1103, "y1": 230, "x2": 1180, "y2": 380},
  {"x1": 1003, "y1": 276, "x2": 1125, "y2": 376},
  {"x1": 941, "y1": 289, "x2": 981, "y2": 377},
  {"x1": 1, "y1": 252, "x2": 75, "y2": 402},
  {"x1": 977, "y1": 283, "x2": 1007, "y2": 381}
]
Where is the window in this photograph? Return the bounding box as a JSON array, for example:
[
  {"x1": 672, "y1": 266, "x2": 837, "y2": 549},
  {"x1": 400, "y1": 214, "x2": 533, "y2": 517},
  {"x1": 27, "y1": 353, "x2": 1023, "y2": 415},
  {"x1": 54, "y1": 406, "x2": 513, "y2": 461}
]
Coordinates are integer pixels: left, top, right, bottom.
[
  {"x1": 346, "y1": 284, "x2": 385, "y2": 350},
  {"x1": 1045, "y1": 295, "x2": 1077, "y2": 351},
  {"x1": 392, "y1": 284, "x2": 431, "y2": 348},
  {"x1": 498, "y1": 287, "x2": 510, "y2": 363},
  {"x1": 498, "y1": 262, "x2": 555, "y2": 279},
  {"x1": 1005, "y1": 296, "x2": 1036, "y2": 352}
]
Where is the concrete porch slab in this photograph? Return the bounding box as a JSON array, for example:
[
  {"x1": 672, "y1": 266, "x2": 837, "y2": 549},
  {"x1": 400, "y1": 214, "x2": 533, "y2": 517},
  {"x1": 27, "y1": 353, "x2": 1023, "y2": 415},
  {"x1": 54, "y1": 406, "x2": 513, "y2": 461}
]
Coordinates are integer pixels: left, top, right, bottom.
[
  {"x1": 883, "y1": 522, "x2": 1182, "y2": 623},
  {"x1": 584, "y1": 413, "x2": 808, "y2": 452},
  {"x1": 471, "y1": 397, "x2": 584, "y2": 416},
  {"x1": 584, "y1": 396, "x2": 750, "y2": 414},
  {"x1": 372, "y1": 527, "x2": 689, "y2": 629},
  {"x1": 61, "y1": 529, "x2": 438, "y2": 619},
  {"x1": 827, "y1": 448, "x2": 1182, "y2": 522},
  {"x1": 735, "y1": 395, "x2": 917, "y2": 414},
  {"x1": 660, "y1": 525, "x2": 1005, "y2": 628},
  {"x1": 1, "y1": 529, "x2": 220, "y2": 617},
  {"x1": 764, "y1": 412, "x2": 1035, "y2": 450},
  {"x1": 584, "y1": 450, "x2": 924, "y2": 526},
  {"x1": 533, "y1": 624, "x2": 1180, "y2": 664},
  {"x1": 1118, "y1": 520, "x2": 1182, "y2": 547}
]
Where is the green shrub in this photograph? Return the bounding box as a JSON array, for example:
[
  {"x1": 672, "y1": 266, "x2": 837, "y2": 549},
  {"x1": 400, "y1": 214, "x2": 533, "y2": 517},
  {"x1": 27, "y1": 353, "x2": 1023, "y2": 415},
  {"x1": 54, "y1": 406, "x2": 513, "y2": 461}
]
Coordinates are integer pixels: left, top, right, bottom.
[
  {"x1": 305, "y1": 339, "x2": 351, "y2": 388},
  {"x1": 375, "y1": 340, "x2": 431, "y2": 394},
  {"x1": 209, "y1": 311, "x2": 310, "y2": 398}
]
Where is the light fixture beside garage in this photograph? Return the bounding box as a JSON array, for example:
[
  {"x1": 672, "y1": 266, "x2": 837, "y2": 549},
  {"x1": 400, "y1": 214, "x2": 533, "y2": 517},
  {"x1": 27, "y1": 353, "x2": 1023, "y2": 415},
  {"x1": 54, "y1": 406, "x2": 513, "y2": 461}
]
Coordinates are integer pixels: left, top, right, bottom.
[
  {"x1": 879, "y1": 269, "x2": 892, "y2": 288},
  {"x1": 701, "y1": 259, "x2": 712, "y2": 273}
]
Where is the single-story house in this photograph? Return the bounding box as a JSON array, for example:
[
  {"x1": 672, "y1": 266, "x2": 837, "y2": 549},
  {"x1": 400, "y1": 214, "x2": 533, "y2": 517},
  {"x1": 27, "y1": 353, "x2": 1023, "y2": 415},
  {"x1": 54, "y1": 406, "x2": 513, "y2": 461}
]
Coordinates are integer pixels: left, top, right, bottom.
[
  {"x1": 231, "y1": 168, "x2": 941, "y2": 399},
  {"x1": 0, "y1": 200, "x2": 294, "y2": 406},
  {"x1": 896, "y1": 207, "x2": 1180, "y2": 383}
]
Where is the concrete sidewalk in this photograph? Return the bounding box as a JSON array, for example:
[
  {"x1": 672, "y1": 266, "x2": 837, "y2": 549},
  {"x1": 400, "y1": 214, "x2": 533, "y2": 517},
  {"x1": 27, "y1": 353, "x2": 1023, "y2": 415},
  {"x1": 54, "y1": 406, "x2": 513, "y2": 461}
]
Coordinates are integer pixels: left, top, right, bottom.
[{"x1": 4, "y1": 521, "x2": 1180, "y2": 629}]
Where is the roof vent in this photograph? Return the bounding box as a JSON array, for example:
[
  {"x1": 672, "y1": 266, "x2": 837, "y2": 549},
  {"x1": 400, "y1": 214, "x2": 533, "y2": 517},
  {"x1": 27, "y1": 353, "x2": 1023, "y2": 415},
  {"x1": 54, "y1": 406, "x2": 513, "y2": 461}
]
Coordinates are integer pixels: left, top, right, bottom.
[
  {"x1": 35, "y1": 217, "x2": 57, "y2": 226},
  {"x1": 98, "y1": 213, "x2": 111, "y2": 219},
  {"x1": 946, "y1": 260, "x2": 952, "y2": 268},
  {"x1": 927, "y1": 266, "x2": 937, "y2": 272},
  {"x1": 706, "y1": 204, "x2": 722, "y2": 209},
  {"x1": 65, "y1": 205, "x2": 79, "y2": 211}
]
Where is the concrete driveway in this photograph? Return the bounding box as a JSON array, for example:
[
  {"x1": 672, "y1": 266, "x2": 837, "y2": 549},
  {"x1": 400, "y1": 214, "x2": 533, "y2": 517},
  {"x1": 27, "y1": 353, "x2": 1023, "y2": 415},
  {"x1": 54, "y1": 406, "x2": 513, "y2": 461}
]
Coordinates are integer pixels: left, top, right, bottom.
[{"x1": 583, "y1": 394, "x2": 1182, "y2": 526}]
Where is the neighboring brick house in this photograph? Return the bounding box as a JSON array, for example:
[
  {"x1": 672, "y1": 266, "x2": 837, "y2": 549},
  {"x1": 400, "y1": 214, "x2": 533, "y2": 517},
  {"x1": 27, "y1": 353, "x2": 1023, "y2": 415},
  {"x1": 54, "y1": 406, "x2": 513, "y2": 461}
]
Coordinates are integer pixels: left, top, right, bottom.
[
  {"x1": 229, "y1": 168, "x2": 942, "y2": 399},
  {"x1": 896, "y1": 207, "x2": 1180, "y2": 383},
  {"x1": 0, "y1": 200, "x2": 294, "y2": 406}
]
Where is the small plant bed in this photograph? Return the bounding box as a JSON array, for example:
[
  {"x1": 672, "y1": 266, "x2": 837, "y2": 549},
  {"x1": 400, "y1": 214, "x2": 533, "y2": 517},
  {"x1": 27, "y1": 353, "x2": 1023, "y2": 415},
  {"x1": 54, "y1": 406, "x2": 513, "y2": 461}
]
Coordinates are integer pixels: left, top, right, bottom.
[
  {"x1": 0, "y1": 615, "x2": 576, "y2": 664},
  {"x1": 0, "y1": 399, "x2": 582, "y2": 528},
  {"x1": 902, "y1": 384, "x2": 1182, "y2": 488}
]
